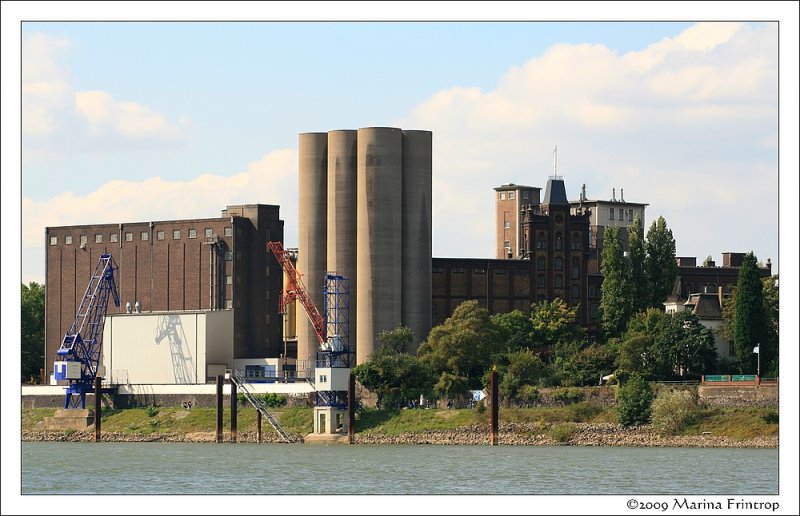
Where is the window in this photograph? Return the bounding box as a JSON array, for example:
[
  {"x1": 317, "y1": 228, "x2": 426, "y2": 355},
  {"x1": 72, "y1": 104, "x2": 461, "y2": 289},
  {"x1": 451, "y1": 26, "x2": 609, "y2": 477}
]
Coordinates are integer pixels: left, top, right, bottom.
[
  {"x1": 504, "y1": 220, "x2": 510, "y2": 229},
  {"x1": 509, "y1": 192, "x2": 515, "y2": 200},
  {"x1": 537, "y1": 256, "x2": 545, "y2": 270},
  {"x1": 173, "y1": 230, "x2": 181, "y2": 240},
  {"x1": 473, "y1": 267, "x2": 486, "y2": 274},
  {"x1": 500, "y1": 192, "x2": 506, "y2": 200},
  {"x1": 571, "y1": 285, "x2": 580, "y2": 298},
  {"x1": 453, "y1": 267, "x2": 465, "y2": 274},
  {"x1": 628, "y1": 209, "x2": 634, "y2": 221},
  {"x1": 503, "y1": 240, "x2": 510, "y2": 249},
  {"x1": 80, "y1": 235, "x2": 87, "y2": 246},
  {"x1": 609, "y1": 208, "x2": 614, "y2": 220},
  {"x1": 555, "y1": 257, "x2": 563, "y2": 271},
  {"x1": 65, "y1": 235, "x2": 73, "y2": 245},
  {"x1": 226, "y1": 275, "x2": 233, "y2": 285},
  {"x1": 141, "y1": 231, "x2": 149, "y2": 241},
  {"x1": 555, "y1": 234, "x2": 562, "y2": 250},
  {"x1": 523, "y1": 191, "x2": 529, "y2": 199},
  {"x1": 205, "y1": 228, "x2": 213, "y2": 238},
  {"x1": 110, "y1": 233, "x2": 118, "y2": 243},
  {"x1": 320, "y1": 374, "x2": 328, "y2": 383},
  {"x1": 189, "y1": 228, "x2": 197, "y2": 239},
  {"x1": 572, "y1": 264, "x2": 580, "y2": 280},
  {"x1": 225, "y1": 299, "x2": 233, "y2": 309},
  {"x1": 125, "y1": 232, "x2": 133, "y2": 242},
  {"x1": 95, "y1": 234, "x2": 103, "y2": 243},
  {"x1": 538, "y1": 275, "x2": 545, "y2": 288},
  {"x1": 555, "y1": 275, "x2": 563, "y2": 288},
  {"x1": 49, "y1": 236, "x2": 57, "y2": 246},
  {"x1": 224, "y1": 227, "x2": 233, "y2": 237},
  {"x1": 225, "y1": 251, "x2": 233, "y2": 261},
  {"x1": 157, "y1": 231, "x2": 165, "y2": 240}
]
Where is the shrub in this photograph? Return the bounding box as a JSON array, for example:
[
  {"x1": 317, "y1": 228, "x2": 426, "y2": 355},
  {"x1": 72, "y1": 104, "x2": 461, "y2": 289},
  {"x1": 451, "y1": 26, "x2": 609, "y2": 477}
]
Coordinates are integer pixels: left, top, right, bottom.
[
  {"x1": 552, "y1": 387, "x2": 585, "y2": 405},
  {"x1": 761, "y1": 410, "x2": 779, "y2": 424},
  {"x1": 518, "y1": 385, "x2": 541, "y2": 407},
  {"x1": 651, "y1": 389, "x2": 698, "y2": 436},
  {"x1": 615, "y1": 375, "x2": 653, "y2": 427},
  {"x1": 145, "y1": 405, "x2": 159, "y2": 417},
  {"x1": 550, "y1": 423, "x2": 577, "y2": 443}
]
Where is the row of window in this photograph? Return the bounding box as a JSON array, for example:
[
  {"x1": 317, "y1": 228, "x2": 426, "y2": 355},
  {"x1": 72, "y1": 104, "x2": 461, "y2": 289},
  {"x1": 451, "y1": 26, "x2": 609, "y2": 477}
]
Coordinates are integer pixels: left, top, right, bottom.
[
  {"x1": 498, "y1": 191, "x2": 531, "y2": 201},
  {"x1": 609, "y1": 208, "x2": 636, "y2": 222},
  {"x1": 49, "y1": 226, "x2": 233, "y2": 246}
]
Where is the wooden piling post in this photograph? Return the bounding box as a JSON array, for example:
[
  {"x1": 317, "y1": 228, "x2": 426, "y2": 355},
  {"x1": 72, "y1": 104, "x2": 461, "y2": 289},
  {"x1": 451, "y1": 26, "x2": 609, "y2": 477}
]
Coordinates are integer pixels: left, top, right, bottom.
[
  {"x1": 216, "y1": 375, "x2": 223, "y2": 443},
  {"x1": 490, "y1": 366, "x2": 498, "y2": 446},
  {"x1": 94, "y1": 376, "x2": 102, "y2": 442},
  {"x1": 257, "y1": 411, "x2": 262, "y2": 443},
  {"x1": 348, "y1": 372, "x2": 356, "y2": 444},
  {"x1": 230, "y1": 379, "x2": 237, "y2": 443}
]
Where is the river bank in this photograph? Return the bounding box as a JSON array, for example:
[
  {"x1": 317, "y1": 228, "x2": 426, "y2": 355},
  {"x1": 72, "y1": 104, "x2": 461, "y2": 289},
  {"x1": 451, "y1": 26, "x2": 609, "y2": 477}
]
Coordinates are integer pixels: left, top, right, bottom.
[{"x1": 22, "y1": 422, "x2": 778, "y2": 448}]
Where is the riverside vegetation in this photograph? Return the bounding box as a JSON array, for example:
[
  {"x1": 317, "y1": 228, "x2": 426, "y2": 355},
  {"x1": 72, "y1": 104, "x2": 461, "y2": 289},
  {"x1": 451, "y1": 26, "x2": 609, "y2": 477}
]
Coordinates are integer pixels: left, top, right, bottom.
[{"x1": 21, "y1": 400, "x2": 778, "y2": 447}]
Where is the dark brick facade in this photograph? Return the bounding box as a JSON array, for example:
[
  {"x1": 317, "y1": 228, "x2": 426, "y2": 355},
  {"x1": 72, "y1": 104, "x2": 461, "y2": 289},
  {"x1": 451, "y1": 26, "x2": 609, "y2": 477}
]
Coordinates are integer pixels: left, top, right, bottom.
[{"x1": 44, "y1": 205, "x2": 284, "y2": 378}]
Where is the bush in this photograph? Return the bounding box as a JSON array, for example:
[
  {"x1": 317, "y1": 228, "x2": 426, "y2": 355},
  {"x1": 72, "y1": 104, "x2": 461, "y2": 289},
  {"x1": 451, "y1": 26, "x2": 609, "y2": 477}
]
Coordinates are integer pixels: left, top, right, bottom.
[
  {"x1": 552, "y1": 387, "x2": 585, "y2": 405},
  {"x1": 615, "y1": 375, "x2": 653, "y2": 427},
  {"x1": 651, "y1": 389, "x2": 698, "y2": 436},
  {"x1": 550, "y1": 423, "x2": 577, "y2": 443},
  {"x1": 761, "y1": 410, "x2": 779, "y2": 424},
  {"x1": 518, "y1": 385, "x2": 541, "y2": 407},
  {"x1": 145, "y1": 405, "x2": 159, "y2": 417}
]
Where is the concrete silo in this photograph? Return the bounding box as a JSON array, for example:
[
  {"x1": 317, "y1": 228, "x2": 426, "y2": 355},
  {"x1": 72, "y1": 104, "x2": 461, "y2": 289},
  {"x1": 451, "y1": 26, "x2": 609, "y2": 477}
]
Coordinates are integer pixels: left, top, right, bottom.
[
  {"x1": 356, "y1": 127, "x2": 404, "y2": 363},
  {"x1": 401, "y1": 130, "x2": 433, "y2": 352},
  {"x1": 327, "y1": 130, "x2": 358, "y2": 356},
  {"x1": 297, "y1": 132, "x2": 328, "y2": 373}
]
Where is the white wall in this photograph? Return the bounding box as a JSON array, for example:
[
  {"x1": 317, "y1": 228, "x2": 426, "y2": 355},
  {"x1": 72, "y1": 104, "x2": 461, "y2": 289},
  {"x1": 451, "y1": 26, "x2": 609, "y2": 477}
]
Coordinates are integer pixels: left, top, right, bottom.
[{"x1": 103, "y1": 312, "x2": 214, "y2": 385}]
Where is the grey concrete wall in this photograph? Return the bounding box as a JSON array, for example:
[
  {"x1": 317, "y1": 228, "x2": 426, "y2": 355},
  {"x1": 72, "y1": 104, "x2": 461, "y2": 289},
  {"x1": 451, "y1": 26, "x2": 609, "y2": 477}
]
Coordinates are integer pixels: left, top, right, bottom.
[
  {"x1": 356, "y1": 127, "x2": 404, "y2": 364},
  {"x1": 401, "y1": 130, "x2": 433, "y2": 352},
  {"x1": 327, "y1": 130, "x2": 358, "y2": 357},
  {"x1": 297, "y1": 133, "x2": 328, "y2": 370}
]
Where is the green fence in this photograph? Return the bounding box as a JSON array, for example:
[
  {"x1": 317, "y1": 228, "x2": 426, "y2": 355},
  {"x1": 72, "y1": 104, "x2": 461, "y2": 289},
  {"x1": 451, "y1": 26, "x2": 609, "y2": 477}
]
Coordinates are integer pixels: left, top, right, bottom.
[{"x1": 703, "y1": 374, "x2": 758, "y2": 383}]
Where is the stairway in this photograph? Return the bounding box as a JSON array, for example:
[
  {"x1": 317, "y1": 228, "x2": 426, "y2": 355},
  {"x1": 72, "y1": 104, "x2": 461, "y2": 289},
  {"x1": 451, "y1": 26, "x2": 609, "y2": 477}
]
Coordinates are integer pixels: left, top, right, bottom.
[{"x1": 228, "y1": 370, "x2": 297, "y2": 443}]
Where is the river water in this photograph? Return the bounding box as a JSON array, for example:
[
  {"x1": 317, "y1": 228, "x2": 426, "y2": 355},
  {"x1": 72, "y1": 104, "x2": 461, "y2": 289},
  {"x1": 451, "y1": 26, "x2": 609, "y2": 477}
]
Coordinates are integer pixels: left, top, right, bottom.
[{"x1": 21, "y1": 442, "x2": 777, "y2": 496}]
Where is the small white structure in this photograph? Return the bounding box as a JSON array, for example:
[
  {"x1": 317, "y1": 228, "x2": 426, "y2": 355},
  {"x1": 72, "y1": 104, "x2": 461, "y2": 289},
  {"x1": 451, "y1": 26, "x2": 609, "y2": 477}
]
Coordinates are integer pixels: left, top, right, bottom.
[{"x1": 102, "y1": 310, "x2": 234, "y2": 384}]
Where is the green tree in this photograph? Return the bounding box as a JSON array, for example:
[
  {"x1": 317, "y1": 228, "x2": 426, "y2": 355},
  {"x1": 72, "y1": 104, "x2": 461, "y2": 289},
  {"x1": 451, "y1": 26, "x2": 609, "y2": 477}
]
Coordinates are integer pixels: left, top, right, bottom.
[
  {"x1": 491, "y1": 310, "x2": 534, "y2": 352},
  {"x1": 433, "y1": 372, "x2": 470, "y2": 404},
  {"x1": 733, "y1": 252, "x2": 767, "y2": 374},
  {"x1": 21, "y1": 282, "x2": 45, "y2": 383},
  {"x1": 627, "y1": 214, "x2": 649, "y2": 315},
  {"x1": 761, "y1": 274, "x2": 779, "y2": 376},
  {"x1": 556, "y1": 343, "x2": 617, "y2": 386},
  {"x1": 353, "y1": 339, "x2": 434, "y2": 409},
  {"x1": 529, "y1": 298, "x2": 584, "y2": 355},
  {"x1": 495, "y1": 349, "x2": 547, "y2": 401},
  {"x1": 600, "y1": 224, "x2": 633, "y2": 339},
  {"x1": 375, "y1": 325, "x2": 414, "y2": 354},
  {"x1": 418, "y1": 300, "x2": 503, "y2": 389},
  {"x1": 660, "y1": 312, "x2": 718, "y2": 380},
  {"x1": 645, "y1": 215, "x2": 678, "y2": 308},
  {"x1": 615, "y1": 374, "x2": 654, "y2": 427}
]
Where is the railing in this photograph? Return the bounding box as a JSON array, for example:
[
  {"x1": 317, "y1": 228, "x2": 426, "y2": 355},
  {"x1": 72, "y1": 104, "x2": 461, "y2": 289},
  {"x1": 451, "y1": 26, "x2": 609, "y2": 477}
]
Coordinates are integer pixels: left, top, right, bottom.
[
  {"x1": 701, "y1": 375, "x2": 773, "y2": 384},
  {"x1": 229, "y1": 369, "x2": 296, "y2": 443}
]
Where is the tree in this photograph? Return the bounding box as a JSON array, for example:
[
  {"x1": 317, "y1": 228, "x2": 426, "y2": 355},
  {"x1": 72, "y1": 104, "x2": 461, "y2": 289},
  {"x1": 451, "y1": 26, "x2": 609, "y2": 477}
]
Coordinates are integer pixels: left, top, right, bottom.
[
  {"x1": 491, "y1": 310, "x2": 534, "y2": 352},
  {"x1": 495, "y1": 349, "x2": 547, "y2": 401},
  {"x1": 645, "y1": 215, "x2": 678, "y2": 308},
  {"x1": 761, "y1": 274, "x2": 779, "y2": 376},
  {"x1": 21, "y1": 282, "x2": 45, "y2": 383},
  {"x1": 600, "y1": 224, "x2": 633, "y2": 339},
  {"x1": 556, "y1": 344, "x2": 617, "y2": 387},
  {"x1": 418, "y1": 300, "x2": 503, "y2": 389},
  {"x1": 660, "y1": 312, "x2": 718, "y2": 380},
  {"x1": 375, "y1": 325, "x2": 414, "y2": 354},
  {"x1": 353, "y1": 333, "x2": 435, "y2": 409},
  {"x1": 733, "y1": 252, "x2": 767, "y2": 374},
  {"x1": 529, "y1": 298, "x2": 584, "y2": 355},
  {"x1": 627, "y1": 214, "x2": 649, "y2": 315},
  {"x1": 615, "y1": 374, "x2": 654, "y2": 427}
]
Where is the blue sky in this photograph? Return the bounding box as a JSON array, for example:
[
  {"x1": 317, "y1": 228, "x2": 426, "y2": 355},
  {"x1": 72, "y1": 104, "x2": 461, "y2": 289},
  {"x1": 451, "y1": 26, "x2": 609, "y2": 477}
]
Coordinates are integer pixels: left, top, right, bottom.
[{"x1": 3, "y1": 2, "x2": 799, "y2": 514}]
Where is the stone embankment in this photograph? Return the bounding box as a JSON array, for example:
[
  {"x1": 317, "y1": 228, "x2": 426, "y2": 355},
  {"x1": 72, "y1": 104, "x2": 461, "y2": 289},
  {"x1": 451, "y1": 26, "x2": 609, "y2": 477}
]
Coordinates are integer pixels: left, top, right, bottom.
[{"x1": 23, "y1": 423, "x2": 777, "y2": 448}]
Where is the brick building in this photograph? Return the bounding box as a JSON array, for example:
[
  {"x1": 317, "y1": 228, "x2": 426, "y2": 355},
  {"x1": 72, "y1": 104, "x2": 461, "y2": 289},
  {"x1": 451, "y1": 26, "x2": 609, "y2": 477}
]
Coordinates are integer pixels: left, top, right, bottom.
[{"x1": 44, "y1": 204, "x2": 284, "y2": 380}]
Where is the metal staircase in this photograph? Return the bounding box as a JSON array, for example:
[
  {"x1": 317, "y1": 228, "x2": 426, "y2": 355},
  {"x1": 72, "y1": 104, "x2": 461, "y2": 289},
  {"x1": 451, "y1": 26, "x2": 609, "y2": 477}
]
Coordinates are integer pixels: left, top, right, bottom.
[{"x1": 228, "y1": 369, "x2": 297, "y2": 443}]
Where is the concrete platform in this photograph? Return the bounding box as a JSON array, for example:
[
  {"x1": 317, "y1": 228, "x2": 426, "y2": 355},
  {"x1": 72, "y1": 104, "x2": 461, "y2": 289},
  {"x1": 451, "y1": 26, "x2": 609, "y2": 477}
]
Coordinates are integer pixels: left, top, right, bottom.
[
  {"x1": 303, "y1": 433, "x2": 351, "y2": 444},
  {"x1": 43, "y1": 409, "x2": 94, "y2": 431}
]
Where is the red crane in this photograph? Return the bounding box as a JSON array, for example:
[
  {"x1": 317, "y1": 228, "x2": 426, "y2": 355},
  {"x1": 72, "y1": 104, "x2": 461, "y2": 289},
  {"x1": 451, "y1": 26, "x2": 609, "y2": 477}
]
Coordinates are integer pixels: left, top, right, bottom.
[{"x1": 267, "y1": 241, "x2": 326, "y2": 347}]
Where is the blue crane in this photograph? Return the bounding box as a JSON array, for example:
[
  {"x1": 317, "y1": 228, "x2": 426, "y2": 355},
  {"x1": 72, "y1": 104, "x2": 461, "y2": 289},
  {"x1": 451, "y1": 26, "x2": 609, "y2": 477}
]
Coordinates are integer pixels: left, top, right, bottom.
[{"x1": 54, "y1": 253, "x2": 120, "y2": 409}]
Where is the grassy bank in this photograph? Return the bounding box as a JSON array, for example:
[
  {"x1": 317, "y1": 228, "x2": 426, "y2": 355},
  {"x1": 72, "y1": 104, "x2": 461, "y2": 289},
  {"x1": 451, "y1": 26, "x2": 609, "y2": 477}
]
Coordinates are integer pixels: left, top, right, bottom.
[{"x1": 21, "y1": 403, "x2": 779, "y2": 440}]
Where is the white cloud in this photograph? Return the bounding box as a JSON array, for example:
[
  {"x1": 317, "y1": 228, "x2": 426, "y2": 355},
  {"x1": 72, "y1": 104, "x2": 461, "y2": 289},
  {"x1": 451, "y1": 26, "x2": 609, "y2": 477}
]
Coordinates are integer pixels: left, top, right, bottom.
[
  {"x1": 21, "y1": 149, "x2": 298, "y2": 283},
  {"x1": 22, "y1": 33, "x2": 187, "y2": 156},
  {"x1": 397, "y1": 22, "x2": 778, "y2": 271}
]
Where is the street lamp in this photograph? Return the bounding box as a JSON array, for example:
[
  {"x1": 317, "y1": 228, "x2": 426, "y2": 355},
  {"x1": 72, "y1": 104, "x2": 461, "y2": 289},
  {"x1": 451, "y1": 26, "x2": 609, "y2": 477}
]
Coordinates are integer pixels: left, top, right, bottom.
[{"x1": 753, "y1": 343, "x2": 760, "y2": 378}]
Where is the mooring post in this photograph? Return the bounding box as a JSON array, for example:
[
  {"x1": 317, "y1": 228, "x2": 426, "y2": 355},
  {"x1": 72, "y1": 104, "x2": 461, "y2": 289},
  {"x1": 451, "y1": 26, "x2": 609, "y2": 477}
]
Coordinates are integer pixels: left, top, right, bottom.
[
  {"x1": 490, "y1": 366, "x2": 498, "y2": 446},
  {"x1": 257, "y1": 411, "x2": 262, "y2": 443},
  {"x1": 216, "y1": 375, "x2": 223, "y2": 443},
  {"x1": 348, "y1": 372, "x2": 356, "y2": 444},
  {"x1": 230, "y1": 379, "x2": 237, "y2": 443},
  {"x1": 94, "y1": 376, "x2": 102, "y2": 442}
]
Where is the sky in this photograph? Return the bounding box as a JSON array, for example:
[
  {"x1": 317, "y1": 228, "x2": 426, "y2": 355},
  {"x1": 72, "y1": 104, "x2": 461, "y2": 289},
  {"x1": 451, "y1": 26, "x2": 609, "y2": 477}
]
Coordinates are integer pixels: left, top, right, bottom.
[{"x1": 3, "y1": 2, "x2": 799, "y2": 515}]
